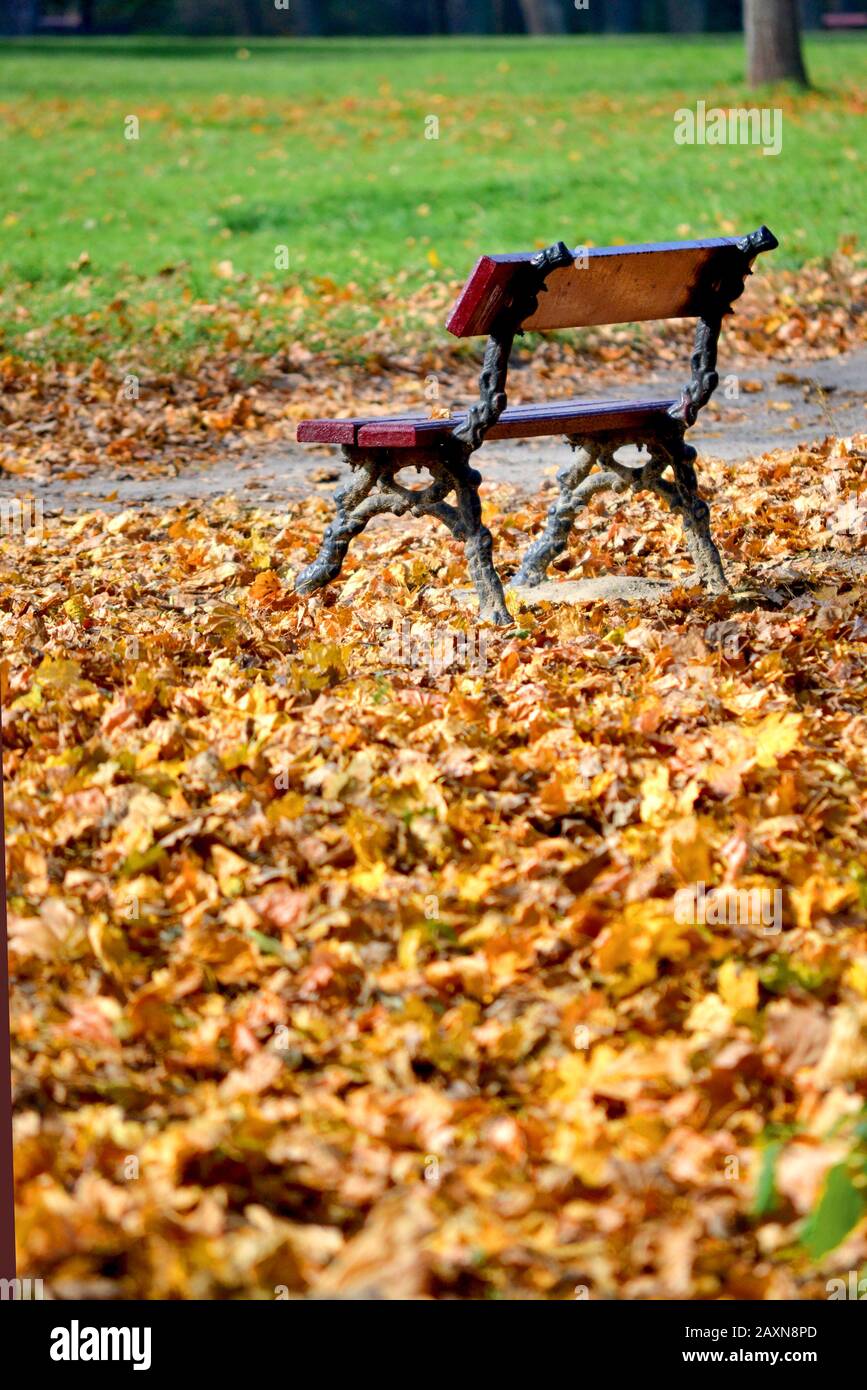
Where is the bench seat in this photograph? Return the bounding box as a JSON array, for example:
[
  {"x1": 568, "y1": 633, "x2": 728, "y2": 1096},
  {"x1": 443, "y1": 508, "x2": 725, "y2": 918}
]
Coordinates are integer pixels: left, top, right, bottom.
[{"x1": 297, "y1": 396, "x2": 678, "y2": 449}]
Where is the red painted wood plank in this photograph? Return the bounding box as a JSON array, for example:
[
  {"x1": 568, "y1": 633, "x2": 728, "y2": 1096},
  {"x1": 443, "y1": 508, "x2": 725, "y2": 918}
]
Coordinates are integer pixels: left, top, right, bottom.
[
  {"x1": 354, "y1": 398, "x2": 677, "y2": 448},
  {"x1": 297, "y1": 412, "x2": 439, "y2": 444},
  {"x1": 296, "y1": 419, "x2": 361, "y2": 444},
  {"x1": 445, "y1": 236, "x2": 749, "y2": 338},
  {"x1": 444, "y1": 256, "x2": 518, "y2": 338}
]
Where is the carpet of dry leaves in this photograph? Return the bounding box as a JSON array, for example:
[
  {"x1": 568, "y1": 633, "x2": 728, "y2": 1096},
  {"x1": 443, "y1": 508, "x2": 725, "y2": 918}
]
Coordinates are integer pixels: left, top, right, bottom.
[
  {"x1": 2, "y1": 256, "x2": 864, "y2": 484},
  {"x1": 3, "y1": 264, "x2": 867, "y2": 1300}
]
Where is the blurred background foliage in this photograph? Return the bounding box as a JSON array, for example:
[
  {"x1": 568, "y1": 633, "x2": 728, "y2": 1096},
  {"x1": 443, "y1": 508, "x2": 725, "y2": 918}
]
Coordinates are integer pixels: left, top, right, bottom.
[{"x1": 2, "y1": 1, "x2": 863, "y2": 38}]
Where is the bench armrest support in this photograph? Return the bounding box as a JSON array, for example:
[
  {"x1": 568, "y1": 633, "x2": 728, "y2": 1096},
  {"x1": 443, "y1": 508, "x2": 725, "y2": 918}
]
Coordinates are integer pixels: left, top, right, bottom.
[
  {"x1": 670, "y1": 224, "x2": 778, "y2": 427},
  {"x1": 671, "y1": 311, "x2": 724, "y2": 427},
  {"x1": 452, "y1": 240, "x2": 574, "y2": 453}
]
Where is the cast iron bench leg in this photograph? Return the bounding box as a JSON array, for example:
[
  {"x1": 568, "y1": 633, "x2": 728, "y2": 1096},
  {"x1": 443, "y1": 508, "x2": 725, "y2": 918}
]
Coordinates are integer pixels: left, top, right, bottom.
[
  {"x1": 513, "y1": 443, "x2": 628, "y2": 588},
  {"x1": 636, "y1": 430, "x2": 728, "y2": 596},
  {"x1": 295, "y1": 445, "x2": 511, "y2": 626},
  {"x1": 513, "y1": 428, "x2": 729, "y2": 597},
  {"x1": 663, "y1": 442, "x2": 729, "y2": 595},
  {"x1": 294, "y1": 455, "x2": 381, "y2": 595},
  {"x1": 429, "y1": 453, "x2": 511, "y2": 626}
]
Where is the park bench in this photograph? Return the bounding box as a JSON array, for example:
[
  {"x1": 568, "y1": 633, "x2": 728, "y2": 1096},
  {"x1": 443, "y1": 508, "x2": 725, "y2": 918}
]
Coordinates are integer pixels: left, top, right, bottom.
[
  {"x1": 296, "y1": 227, "x2": 778, "y2": 625},
  {"x1": 822, "y1": 13, "x2": 867, "y2": 29}
]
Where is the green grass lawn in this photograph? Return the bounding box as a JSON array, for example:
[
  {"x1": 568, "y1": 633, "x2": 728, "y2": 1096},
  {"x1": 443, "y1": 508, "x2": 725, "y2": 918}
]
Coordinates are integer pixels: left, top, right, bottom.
[{"x1": 0, "y1": 34, "x2": 864, "y2": 370}]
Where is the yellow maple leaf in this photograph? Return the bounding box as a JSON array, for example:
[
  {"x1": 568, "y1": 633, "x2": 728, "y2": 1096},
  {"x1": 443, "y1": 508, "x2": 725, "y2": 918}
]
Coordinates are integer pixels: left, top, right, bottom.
[
  {"x1": 63, "y1": 593, "x2": 90, "y2": 624},
  {"x1": 248, "y1": 569, "x2": 282, "y2": 605},
  {"x1": 753, "y1": 711, "x2": 802, "y2": 769},
  {"x1": 593, "y1": 901, "x2": 693, "y2": 996},
  {"x1": 640, "y1": 764, "x2": 673, "y2": 824},
  {"x1": 717, "y1": 958, "x2": 759, "y2": 1014},
  {"x1": 211, "y1": 844, "x2": 251, "y2": 897}
]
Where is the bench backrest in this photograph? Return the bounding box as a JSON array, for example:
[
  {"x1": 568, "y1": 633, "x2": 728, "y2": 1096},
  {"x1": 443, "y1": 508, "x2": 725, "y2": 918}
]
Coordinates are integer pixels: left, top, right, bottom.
[{"x1": 446, "y1": 236, "x2": 765, "y2": 338}]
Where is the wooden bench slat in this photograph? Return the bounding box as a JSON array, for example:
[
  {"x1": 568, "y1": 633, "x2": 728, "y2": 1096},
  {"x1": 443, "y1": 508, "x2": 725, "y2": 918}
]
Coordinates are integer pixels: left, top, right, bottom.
[
  {"x1": 446, "y1": 237, "x2": 750, "y2": 337},
  {"x1": 297, "y1": 398, "x2": 677, "y2": 449},
  {"x1": 297, "y1": 412, "x2": 455, "y2": 446},
  {"x1": 296, "y1": 415, "x2": 391, "y2": 445},
  {"x1": 296, "y1": 412, "x2": 454, "y2": 445}
]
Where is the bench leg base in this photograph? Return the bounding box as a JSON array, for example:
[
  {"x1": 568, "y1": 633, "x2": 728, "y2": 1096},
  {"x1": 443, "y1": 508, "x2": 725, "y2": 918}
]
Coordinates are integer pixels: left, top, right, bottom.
[
  {"x1": 513, "y1": 430, "x2": 729, "y2": 597},
  {"x1": 666, "y1": 447, "x2": 729, "y2": 596},
  {"x1": 294, "y1": 456, "x2": 382, "y2": 596},
  {"x1": 294, "y1": 446, "x2": 512, "y2": 627},
  {"x1": 512, "y1": 444, "x2": 627, "y2": 588}
]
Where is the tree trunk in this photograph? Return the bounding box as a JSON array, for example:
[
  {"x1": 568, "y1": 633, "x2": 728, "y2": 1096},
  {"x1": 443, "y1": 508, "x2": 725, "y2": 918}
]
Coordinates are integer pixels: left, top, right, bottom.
[
  {"x1": 445, "y1": 0, "x2": 493, "y2": 31},
  {"x1": 429, "y1": 0, "x2": 449, "y2": 33},
  {"x1": 238, "y1": 0, "x2": 265, "y2": 36},
  {"x1": 293, "y1": 0, "x2": 323, "y2": 37},
  {"x1": 491, "y1": 0, "x2": 508, "y2": 33},
  {"x1": 1, "y1": 0, "x2": 39, "y2": 34},
  {"x1": 603, "y1": 0, "x2": 642, "y2": 33},
  {"x1": 666, "y1": 0, "x2": 706, "y2": 32},
  {"x1": 518, "y1": 0, "x2": 566, "y2": 35},
  {"x1": 745, "y1": 0, "x2": 809, "y2": 87}
]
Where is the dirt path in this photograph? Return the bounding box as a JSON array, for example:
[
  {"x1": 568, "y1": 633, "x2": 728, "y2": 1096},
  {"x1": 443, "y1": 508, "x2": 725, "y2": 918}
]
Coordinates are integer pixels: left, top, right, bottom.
[{"x1": 3, "y1": 348, "x2": 865, "y2": 518}]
